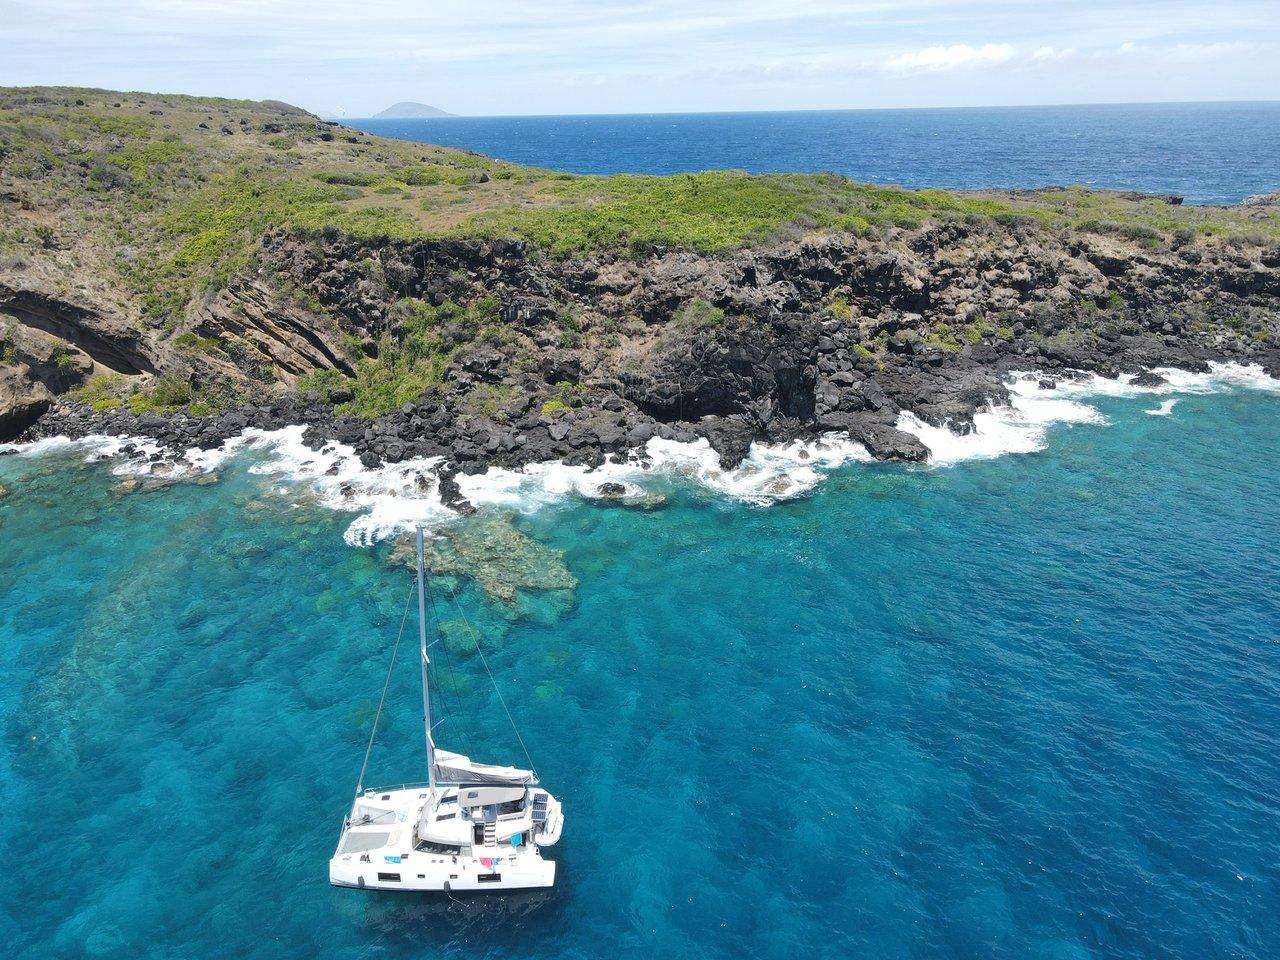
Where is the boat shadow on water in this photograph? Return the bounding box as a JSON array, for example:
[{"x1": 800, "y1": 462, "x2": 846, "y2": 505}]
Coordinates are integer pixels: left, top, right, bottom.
[{"x1": 351, "y1": 884, "x2": 563, "y2": 935}]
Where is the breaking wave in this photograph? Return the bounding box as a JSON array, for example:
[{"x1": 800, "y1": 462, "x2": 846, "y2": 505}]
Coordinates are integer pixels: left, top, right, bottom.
[{"x1": 3, "y1": 362, "x2": 1276, "y2": 544}]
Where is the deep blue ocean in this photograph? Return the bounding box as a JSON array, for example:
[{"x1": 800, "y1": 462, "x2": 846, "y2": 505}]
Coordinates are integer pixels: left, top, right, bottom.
[
  {"x1": 1, "y1": 378, "x2": 1278, "y2": 959},
  {"x1": 347, "y1": 102, "x2": 1280, "y2": 205}
]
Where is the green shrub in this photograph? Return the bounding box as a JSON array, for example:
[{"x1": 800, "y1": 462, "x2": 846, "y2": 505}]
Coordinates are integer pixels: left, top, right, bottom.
[
  {"x1": 72, "y1": 372, "x2": 124, "y2": 407},
  {"x1": 295, "y1": 367, "x2": 348, "y2": 400},
  {"x1": 825, "y1": 295, "x2": 854, "y2": 321},
  {"x1": 672, "y1": 298, "x2": 725, "y2": 330},
  {"x1": 329, "y1": 297, "x2": 511, "y2": 419},
  {"x1": 173, "y1": 331, "x2": 221, "y2": 352}
]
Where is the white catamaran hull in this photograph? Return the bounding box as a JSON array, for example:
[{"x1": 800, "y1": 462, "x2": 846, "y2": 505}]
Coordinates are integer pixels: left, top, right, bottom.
[
  {"x1": 330, "y1": 852, "x2": 556, "y2": 892},
  {"x1": 330, "y1": 785, "x2": 559, "y2": 892}
]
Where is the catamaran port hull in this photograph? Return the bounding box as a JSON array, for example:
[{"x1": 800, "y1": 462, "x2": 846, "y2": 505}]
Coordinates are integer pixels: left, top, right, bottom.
[{"x1": 329, "y1": 855, "x2": 556, "y2": 892}]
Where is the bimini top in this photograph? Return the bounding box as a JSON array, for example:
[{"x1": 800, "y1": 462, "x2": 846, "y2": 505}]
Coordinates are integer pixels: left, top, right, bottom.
[{"x1": 433, "y1": 748, "x2": 536, "y2": 786}]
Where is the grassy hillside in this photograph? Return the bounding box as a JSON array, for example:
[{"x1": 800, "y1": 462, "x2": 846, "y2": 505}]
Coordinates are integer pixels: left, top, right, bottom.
[{"x1": 4, "y1": 86, "x2": 1279, "y2": 331}]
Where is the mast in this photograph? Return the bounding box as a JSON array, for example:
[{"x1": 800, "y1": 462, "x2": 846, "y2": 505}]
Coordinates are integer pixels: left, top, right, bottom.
[{"x1": 416, "y1": 526, "x2": 437, "y2": 793}]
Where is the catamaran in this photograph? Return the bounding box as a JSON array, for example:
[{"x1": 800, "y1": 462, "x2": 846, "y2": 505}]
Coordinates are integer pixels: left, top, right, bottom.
[{"x1": 329, "y1": 527, "x2": 564, "y2": 892}]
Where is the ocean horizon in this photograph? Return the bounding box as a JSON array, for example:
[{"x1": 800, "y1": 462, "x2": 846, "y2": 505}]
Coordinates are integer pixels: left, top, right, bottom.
[{"x1": 346, "y1": 100, "x2": 1280, "y2": 206}]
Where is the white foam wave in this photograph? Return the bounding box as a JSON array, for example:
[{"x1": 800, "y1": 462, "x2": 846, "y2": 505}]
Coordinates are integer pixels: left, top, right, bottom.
[
  {"x1": 233, "y1": 427, "x2": 452, "y2": 546},
  {"x1": 1147, "y1": 399, "x2": 1179, "y2": 417},
  {"x1": 459, "y1": 433, "x2": 872, "y2": 512},
  {"x1": 896, "y1": 361, "x2": 1279, "y2": 466},
  {"x1": 1039, "y1": 361, "x2": 1280, "y2": 399},
  {"x1": 896, "y1": 385, "x2": 1106, "y2": 466},
  {"x1": 4, "y1": 362, "x2": 1275, "y2": 538}
]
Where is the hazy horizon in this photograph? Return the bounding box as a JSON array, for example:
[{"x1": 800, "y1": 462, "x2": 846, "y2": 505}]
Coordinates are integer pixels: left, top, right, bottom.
[
  {"x1": 3, "y1": 1, "x2": 1278, "y2": 119},
  {"x1": 336, "y1": 97, "x2": 1280, "y2": 120}
]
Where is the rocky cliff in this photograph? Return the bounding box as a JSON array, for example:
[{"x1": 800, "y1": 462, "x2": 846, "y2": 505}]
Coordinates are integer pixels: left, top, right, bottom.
[
  {"x1": 18, "y1": 220, "x2": 1280, "y2": 480},
  {"x1": 2, "y1": 87, "x2": 1278, "y2": 493}
]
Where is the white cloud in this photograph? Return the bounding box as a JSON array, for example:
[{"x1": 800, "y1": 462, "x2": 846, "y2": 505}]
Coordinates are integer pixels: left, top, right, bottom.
[
  {"x1": 887, "y1": 43, "x2": 1015, "y2": 73},
  {"x1": 1031, "y1": 46, "x2": 1076, "y2": 61},
  {"x1": 0, "y1": 0, "x2": 1277, "y2": 114},
  {"x1": 1115, "y1": 39, "x2": 1263, "y2": 62}
]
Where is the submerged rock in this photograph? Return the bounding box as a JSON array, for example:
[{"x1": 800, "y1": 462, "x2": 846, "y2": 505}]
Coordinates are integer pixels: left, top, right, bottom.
[
  {"x1": 110, "y1": 477, "x2": 143, "y2": 496},
  {"x1": 0, "y1": 482, "x2": 9, "y2": 500},
  {"x1": 437, "y1": 619, "x2": 482, "y2": 656},
  {"x1": 391, "y1": 516, "x2": 577, "y2": 607}
]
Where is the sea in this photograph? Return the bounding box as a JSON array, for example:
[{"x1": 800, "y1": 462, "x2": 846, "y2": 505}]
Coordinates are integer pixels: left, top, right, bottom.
[
  {"x1": 347, "y1": 102, "x2": 1280, "y2": 205},
  {"x1": 3, "y1": 107, "x2": 1280, "y2": 960}
]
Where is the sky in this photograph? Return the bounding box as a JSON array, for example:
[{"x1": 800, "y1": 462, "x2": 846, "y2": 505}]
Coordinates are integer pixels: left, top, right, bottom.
[{"x1": 2, "y1": 1, "x2": 1278, "y2": 117}]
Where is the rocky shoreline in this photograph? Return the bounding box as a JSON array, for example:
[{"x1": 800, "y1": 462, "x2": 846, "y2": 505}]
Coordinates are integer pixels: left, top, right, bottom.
[
  {"x1": 9, "y1": 220, "x2": 1280, "y2": 497},
  {"x1": 16, "y1": 340, "x2": 1271, "y2": 505}
]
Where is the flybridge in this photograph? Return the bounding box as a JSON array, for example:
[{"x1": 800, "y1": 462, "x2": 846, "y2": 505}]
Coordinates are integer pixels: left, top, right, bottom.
[{"x1": 328, "y1": 527, "x2": 563, "y2": 893}]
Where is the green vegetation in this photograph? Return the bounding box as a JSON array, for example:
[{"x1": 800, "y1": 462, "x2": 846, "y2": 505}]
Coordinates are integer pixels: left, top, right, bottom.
[
  {"x1": 540, "y1": 397, "x2": 570, "y2": 418},
  {"x1": 2, "y1": 84, "x2": 1279, "y2": 368},
  {"x1": 72, "y1": 370, "x2": 231, "y2": 416},
  {"x1": 298, "y1": 297, "x2": 517, "y2": 420},
  {"x1": 71, "y1": 373, "x2": 125, "y2": 411},
  {"x1": 923, "y1": 322, "x2": 963, "y2": 352},
  {"x1": 451, "y1": 173, "x2": 1049, "y2": 255},
  {"x1": 539, "y1": 380, "x2": 584, "y2": 418},
  {"x1": 985, "y1": 185, "x2": 1278, "y2": 243},
  {"x1": 825, "y1": 295, "x2": 855, "y2": 322},
  {"x1": 671, "y1": 298, "x2": 726, "y2": 330},
  {"x1": 173, "y1": 331, "x2": 222, "y2": 353}
]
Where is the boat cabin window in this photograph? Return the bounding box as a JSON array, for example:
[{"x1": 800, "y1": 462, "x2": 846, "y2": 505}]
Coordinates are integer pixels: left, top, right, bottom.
[
  {"x1": 414, "y1": 840, "x2": 461, "y2": 855},
  {"x1": 459, "y1": 786, "x2": 526, "y2": 808}
]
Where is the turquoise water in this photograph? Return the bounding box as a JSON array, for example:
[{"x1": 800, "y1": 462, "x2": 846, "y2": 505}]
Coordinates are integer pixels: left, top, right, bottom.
[{"x1": 1, "y1": 387, "x2": 1278, "y2": 959}]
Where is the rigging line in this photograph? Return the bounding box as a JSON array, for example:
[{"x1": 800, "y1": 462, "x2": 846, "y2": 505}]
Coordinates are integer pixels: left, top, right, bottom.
[
  {"x1": 423, "y1": 564, "x2": 478, "y2": 762},
  {"x1": 354, "y1": 582, "x2": 415, "y2": 797},
  {"x1": 443, "y1": 581, "x2": 538, "y2": 780}
]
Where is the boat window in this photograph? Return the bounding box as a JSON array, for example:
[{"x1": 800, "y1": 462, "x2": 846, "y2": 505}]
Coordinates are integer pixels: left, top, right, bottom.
[
  {"x1": 435, "y1": 812, "x2": 456, "y2": 820},
  {"x1": 339, "y1": 831, "x2": 390, "y2": 854},
  {"x1": 415, "y1": 840, "x2": 461, "y2": 855},
  {"x1": 477, "y1": 873, "x2": 502, "y2": 883},
  {"x1": 377, "y1": 872, "x2": 401, "y2": 882}
]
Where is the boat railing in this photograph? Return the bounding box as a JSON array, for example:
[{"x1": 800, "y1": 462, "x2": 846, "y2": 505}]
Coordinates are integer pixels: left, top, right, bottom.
[{"x1": 360, "y1": 781, "x2": 433, "y2": 795}]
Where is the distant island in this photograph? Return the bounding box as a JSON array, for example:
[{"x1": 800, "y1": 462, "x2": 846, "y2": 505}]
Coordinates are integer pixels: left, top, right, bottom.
[{"x1": 373, "y1": 101, "x2": 453, "y2": 118}]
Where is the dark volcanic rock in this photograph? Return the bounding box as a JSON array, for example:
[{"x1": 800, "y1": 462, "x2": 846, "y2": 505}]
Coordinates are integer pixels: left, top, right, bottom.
[
  {"x1": 16, "y1": 220, "x2": 1280, "y2": 485},
  {"x1": 1130, "y1": 370, "x2": 1168, "y2": 387}
]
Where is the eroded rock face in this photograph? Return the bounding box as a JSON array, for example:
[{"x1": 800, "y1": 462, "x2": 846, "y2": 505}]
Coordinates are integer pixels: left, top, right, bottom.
[
  {"x1": 0, "y1": 281, "x2": 150, "y2": 441},
  {"x1": 187, "y1": 277, "x2": 355, "y2": 383},
  {"x1": 0, "y1": 365, "x2": 52, "y2": 439},
  {"x1": 12, "y1": 219, "x2": 1280, "y2": 468}
]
